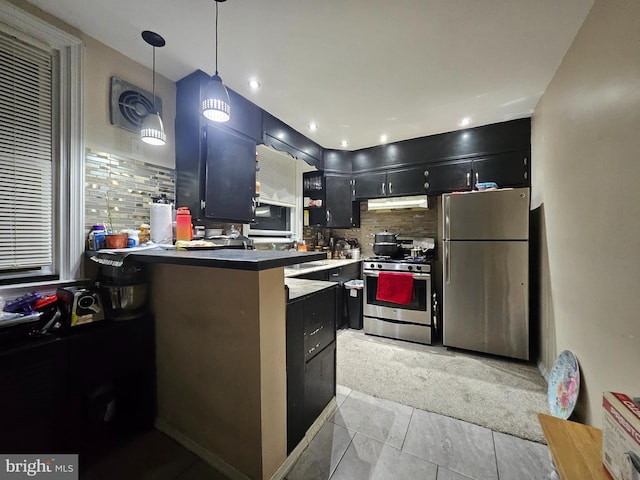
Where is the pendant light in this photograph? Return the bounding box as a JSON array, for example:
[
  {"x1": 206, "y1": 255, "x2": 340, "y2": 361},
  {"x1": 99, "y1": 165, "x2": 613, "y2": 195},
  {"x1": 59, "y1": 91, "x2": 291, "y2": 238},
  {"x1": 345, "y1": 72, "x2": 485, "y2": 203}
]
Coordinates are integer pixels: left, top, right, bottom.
[
  {"x1": 201, "y1": 0, "x2": 231, "y2": 122},
  {"x1": 140, "y1": 30, "x2": 167, "y2": 145}
]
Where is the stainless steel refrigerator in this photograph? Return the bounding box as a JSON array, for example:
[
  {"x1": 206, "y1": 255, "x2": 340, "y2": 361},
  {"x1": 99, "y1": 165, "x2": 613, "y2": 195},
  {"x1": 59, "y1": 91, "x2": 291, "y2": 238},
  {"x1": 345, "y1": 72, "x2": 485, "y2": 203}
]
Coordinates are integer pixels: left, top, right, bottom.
[{"x1": 442, "y1": 187, "x2": 530, "y2": 360}]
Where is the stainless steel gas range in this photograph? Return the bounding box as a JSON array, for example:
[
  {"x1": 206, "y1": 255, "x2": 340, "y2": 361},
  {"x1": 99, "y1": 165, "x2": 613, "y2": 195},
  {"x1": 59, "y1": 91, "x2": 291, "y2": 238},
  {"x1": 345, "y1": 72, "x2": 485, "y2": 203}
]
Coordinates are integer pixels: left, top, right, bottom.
[{"x1": 363, "y1": 256, "x2": 433, "y2": 345}]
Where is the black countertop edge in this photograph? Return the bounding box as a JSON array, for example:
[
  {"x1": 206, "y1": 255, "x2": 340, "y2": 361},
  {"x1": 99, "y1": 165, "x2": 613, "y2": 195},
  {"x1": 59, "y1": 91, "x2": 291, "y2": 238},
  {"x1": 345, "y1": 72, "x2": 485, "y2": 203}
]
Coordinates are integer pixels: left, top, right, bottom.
[{"x1": 87, "y1": 249, "x2": 328, "y2": 271}]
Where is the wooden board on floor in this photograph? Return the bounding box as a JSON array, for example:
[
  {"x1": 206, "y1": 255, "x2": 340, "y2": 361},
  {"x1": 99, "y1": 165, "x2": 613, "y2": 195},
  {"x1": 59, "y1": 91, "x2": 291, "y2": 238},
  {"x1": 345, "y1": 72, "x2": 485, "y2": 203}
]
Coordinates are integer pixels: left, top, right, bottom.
[{"x1": 538, "y1": 413, "x2": 613, "y2": 480}]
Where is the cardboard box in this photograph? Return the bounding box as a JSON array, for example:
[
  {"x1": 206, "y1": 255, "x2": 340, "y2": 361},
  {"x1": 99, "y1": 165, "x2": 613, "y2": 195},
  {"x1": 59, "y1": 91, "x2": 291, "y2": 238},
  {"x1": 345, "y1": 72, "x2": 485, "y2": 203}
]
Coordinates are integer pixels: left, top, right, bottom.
[{"x1": 603, "y1": 392, "x2": 640, "y2": 480}]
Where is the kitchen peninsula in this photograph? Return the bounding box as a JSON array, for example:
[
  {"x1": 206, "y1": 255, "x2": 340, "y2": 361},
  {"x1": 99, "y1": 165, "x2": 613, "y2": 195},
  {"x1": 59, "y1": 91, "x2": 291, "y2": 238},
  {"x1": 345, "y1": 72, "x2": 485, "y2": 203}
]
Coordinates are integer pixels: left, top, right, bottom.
[{"x1": 124, "y1": 248, "x2": 329, "y2": 480}]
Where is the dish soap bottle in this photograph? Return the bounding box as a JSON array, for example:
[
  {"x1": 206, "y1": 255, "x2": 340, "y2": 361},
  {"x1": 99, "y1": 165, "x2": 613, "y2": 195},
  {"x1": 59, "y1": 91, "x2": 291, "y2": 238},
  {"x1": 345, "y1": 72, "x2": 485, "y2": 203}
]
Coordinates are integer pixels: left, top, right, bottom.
[{"x1": 175, "y1": 207, "x2": 192, "y2": 242}]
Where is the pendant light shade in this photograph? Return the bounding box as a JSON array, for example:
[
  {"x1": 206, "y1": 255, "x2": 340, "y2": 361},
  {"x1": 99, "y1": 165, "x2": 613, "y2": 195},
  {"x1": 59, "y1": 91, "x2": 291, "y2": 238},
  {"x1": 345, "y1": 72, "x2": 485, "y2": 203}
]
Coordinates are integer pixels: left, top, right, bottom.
[
  {"x1": 201, "y1": 0, "x2": 231, "y2": 122},
  {"x1": 140, "y1": 113, "x2": 166, "y2": 145},
  {"x1": 141, "y1": 30, "x2": 166, "y2": 145},
  {"x1": 202, "y1": 74, "x2": 230, "y2": 122}
]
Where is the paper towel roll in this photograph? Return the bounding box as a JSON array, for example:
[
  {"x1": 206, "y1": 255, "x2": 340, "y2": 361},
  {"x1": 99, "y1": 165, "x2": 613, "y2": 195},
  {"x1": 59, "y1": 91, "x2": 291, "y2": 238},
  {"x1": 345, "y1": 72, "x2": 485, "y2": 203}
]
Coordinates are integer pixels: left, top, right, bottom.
[{"x1": 150, "y1": 203, "x2": 173, "y2": 244}]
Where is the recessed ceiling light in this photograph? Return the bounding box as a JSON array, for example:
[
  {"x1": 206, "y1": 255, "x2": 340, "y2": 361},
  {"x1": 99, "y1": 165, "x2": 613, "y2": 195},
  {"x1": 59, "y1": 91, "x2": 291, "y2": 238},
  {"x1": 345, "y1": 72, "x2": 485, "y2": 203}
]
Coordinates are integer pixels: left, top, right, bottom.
[
  {"x1": 380, "y1": 134, "x2": 388, "y2": 143},
  {"x1": 459, "y1": 117, "x2": 472, "y2": 127},
  {"x1": 340, "y1": 140, "x2": 349, "y2": 148},
  {"x1": 309, "y1": 122, "x2": 318, "y2": 131},
  {"x1": 248, "y1": 78, "x2": 261, "y2": 89}
]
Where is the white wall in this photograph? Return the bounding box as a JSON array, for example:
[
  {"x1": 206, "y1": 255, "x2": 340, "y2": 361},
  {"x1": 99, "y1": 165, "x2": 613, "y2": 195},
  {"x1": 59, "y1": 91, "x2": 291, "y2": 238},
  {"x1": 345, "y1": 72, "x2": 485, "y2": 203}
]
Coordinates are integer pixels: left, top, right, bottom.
[{"x1": 532, "y1": 0, "x2": 640, "y2": 426}]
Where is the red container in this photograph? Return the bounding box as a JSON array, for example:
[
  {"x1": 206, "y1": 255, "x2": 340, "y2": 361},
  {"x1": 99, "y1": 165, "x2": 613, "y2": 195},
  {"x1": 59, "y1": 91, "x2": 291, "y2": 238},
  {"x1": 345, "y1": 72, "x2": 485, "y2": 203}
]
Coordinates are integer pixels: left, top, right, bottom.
[{"x1": 175, "y1": 207, "x2": 192, "y2": 242}]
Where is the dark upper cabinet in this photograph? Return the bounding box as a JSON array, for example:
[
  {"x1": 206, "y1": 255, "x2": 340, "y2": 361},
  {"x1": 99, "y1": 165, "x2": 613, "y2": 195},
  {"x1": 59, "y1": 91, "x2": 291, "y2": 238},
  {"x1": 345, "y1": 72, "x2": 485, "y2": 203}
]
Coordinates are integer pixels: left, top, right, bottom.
[
  {"x1": 351, "y1": 119, "x2": 531, "y2": 198},
  {"x1": 325, "y1": 175, "x2": 355, "y2": 228},
  {"x1": 176, "y1": 71, "x2": 258, "y2": 222},
  {"x1": 352, "y1": 172, "x2": 387, "y2": 199},
  {"x1": 204, "y1": 126, "x2": 256, "y2": 223},
  {"x1": 472, "y1": 151, "x2": 530, "y2": 188},
  {"x1": 263, "y1": 113, "x2": 323, "y2": 169},
  {"x1": 176, "y1": 70, "x2": 262, "y2": 142},
  {"x1": 423, "y1": 151, "x2": 530, "y2": 195},
  {"x1": 351, "y1": 118, "x2": 531, "y2": 172},
  {"x1": 423, "y1": 160, "x2": 473, "y2": 195},
  {"x1": 304, "y1": 171, "x2": 358, "y2": 228},
  {"x1": 386, "y1": 167, "x2": 430, "y2": 196},
  {"x1": 353, "y1": 165, "x2": 427, "y2": 200}
]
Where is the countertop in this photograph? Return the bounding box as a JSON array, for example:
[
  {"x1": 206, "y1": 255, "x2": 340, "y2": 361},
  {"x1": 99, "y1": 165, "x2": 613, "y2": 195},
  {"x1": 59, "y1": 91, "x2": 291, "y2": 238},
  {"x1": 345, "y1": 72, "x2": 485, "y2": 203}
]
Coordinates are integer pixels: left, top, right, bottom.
[
  {"x1": 88, "y1": 247, "x2": 327, "y2": 271},
  {"x1": 285, "y1": 278, "x2": 338, "y2": 301},
  {"x1": 283, "y1": 258, "x2": 361, "y2": 278}
]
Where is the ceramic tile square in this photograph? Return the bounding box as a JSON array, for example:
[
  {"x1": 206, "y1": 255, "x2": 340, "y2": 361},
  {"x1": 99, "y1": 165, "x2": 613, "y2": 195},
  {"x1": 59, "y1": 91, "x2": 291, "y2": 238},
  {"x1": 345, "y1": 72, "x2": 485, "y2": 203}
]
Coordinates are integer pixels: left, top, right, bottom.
[
  {"x1": 402, "y1": 409, "x2": 498, "y2": 480},
  {"x1": 493, "y1": 431, "x2": 552, "y2": 480},
  {"x1": 331, "y1": 433, "x2": 438, "y2": 480},
  {"x1": 336, "y1": 384, "x2": 352, "y2": 406},
  {"x1": 286, "y1": 421, "x2": 355, "y2": 480},
  {"x1": 330, "y1": 390, "x2": 413, "y2": 449}
]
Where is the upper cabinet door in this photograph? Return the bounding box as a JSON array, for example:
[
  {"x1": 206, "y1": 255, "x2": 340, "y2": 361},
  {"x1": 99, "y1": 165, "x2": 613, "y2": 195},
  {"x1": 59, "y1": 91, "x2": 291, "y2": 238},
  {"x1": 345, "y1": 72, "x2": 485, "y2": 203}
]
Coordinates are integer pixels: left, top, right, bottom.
[
  {"x1": 472, "y1": 151, "x2": 530, "y2": 189},
  {"x1": 204, "y1": 126, "x2": 256, "y2": 223},
  {"x1": 352, "y1": 172, "x2": 387, "y2": 200},
  {"x1": 325, "y1": 175, "x2": 352, "y2": 228},
  {"x1": 385, "y1": 166, "x2": 429, "y2": 197},
  {"x1": 423, "y1": 160, "x2": 473, "y2": 195}
]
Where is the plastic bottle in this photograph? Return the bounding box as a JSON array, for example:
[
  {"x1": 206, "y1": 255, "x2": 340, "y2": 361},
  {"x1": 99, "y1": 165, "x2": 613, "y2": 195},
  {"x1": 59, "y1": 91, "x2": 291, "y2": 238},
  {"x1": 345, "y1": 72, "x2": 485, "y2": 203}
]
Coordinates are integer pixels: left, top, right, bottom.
[
  {"x1": 88, "y1": 224, "x2": 106, "y2": 251},
  {"x1": 175, "y1": 207, "x2": 192, "y2": 242}
]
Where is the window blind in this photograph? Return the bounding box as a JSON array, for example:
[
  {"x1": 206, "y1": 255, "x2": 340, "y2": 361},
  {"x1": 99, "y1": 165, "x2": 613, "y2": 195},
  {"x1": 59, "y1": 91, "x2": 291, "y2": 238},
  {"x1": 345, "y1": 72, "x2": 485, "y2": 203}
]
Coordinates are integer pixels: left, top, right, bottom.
[
  {"x1": 0, "y1": 30, "x2": 53, "y2": 270},
  {"x1": 256, "y1": 145, "x2": 297, "y2": 206}
]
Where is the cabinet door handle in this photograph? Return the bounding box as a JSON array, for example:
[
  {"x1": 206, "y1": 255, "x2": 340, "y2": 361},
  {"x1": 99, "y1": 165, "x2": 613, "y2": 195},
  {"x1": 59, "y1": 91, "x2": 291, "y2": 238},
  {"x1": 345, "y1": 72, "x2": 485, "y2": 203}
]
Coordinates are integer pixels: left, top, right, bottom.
[
  {"x1": 352, "y1": 178, "x2": 356, "y2": 197},
  {"x1": 466, "y1": 172, "x2": 471, "y2": 187},
  {"x1": 424, "y1": 170, "x2": 429, "y2": 177},
  {"x1": 381, "y1": 182, "x2": 386, "y2": 195},
  {"x1": 309, "y1": 325, "x2": 324, "y2": 336},
  {"x1": 475, "y1": 172, "x2": 479, "y2": 185},
  {"x1": 307, "y1": 343, "x2": 320, "y2": 355},
  {"x1": 326, "y1": 210, "x2": 330, "y2": 223},
  {"x1": 388, "y1": 182, "x2": 393, "y2": 194},
  {"x1": 424, "y1": 182, "x2": 430, "y2": 190}
]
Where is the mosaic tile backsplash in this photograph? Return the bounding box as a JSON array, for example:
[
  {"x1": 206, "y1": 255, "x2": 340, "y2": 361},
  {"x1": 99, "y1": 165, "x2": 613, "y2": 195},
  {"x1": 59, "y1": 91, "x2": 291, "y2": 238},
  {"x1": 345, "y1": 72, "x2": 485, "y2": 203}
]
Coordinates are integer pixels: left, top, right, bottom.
[{"x1": 84, "y1": 149, "x2": 175, "y2": 235}]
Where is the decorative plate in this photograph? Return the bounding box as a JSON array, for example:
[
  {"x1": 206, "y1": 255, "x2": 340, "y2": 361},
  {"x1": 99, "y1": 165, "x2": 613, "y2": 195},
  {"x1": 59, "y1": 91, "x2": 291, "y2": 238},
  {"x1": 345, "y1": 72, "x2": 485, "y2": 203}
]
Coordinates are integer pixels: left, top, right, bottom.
[{"x1": 548, "y1": 350, "x2": 580, "y2": 419}]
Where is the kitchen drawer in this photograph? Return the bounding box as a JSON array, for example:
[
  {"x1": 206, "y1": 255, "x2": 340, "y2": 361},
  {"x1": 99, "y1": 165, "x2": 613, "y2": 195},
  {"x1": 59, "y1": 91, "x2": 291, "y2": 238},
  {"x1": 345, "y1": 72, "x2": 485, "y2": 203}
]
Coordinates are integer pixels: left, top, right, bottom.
[{"x1": 303, "y1": 288, "x2": 336, "y2": 361}]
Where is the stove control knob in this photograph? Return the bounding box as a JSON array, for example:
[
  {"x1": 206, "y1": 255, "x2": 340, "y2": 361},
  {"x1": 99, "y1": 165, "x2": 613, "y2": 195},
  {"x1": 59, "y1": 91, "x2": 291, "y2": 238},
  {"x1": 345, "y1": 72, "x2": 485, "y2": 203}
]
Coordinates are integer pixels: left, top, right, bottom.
[
  {"x1": 369, "y1": 263, "x2": 375, "y2": 269},
  {"x1": 377, "y1": 264, "x2": 382, "y2": 269},
  {"x1": 407, "y1": 265, "x2": 413, "y2": 271},
  {"x1": 416, "y1": 266, "x2": 422, "y2": 271}
]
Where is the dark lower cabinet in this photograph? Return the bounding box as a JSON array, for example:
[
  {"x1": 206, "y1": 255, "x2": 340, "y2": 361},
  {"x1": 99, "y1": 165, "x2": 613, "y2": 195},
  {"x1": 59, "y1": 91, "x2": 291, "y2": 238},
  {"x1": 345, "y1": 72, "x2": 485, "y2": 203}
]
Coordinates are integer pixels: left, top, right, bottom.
[
  {"x1": 0, "y1": 337, "x2": 66, "y2": 453},
  {"x1": 0, "y1": 317, "x2": 155, "y2": 455},
  {"x1": 286, "y1": 286, "x2": 337, "y2": 453},
  {"x1": 296, "y1": 262, "x2": 361, "y2": 329},
  {"x1": 304, "y1": 342, "x2": 336, "y2": 429}
]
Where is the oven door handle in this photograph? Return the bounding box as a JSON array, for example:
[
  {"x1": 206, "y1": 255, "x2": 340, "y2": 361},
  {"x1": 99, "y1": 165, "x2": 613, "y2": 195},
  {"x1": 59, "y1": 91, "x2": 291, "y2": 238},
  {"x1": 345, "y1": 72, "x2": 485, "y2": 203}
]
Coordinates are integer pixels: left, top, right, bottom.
[{"x1": 363, "y1": 271, "x2": 430, "y2": 279}]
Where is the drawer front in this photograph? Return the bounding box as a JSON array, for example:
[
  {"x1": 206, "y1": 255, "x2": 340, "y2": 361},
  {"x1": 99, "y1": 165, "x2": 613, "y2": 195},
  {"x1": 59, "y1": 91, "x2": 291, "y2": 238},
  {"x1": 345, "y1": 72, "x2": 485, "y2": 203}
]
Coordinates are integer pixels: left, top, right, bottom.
[{"x1": 303, "y1": 288, "x2": 336, "y2": 361}]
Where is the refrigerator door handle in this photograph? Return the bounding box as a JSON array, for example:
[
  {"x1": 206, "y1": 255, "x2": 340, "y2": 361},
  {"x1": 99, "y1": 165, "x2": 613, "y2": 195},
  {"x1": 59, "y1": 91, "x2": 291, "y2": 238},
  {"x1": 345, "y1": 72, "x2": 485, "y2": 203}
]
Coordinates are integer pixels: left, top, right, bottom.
[
  {"x1": 444, "y1": 194, "x2": 451, "y2": 240},
  {"x1": 444, "y1": 241, "x2": 450, "y2": 284}
]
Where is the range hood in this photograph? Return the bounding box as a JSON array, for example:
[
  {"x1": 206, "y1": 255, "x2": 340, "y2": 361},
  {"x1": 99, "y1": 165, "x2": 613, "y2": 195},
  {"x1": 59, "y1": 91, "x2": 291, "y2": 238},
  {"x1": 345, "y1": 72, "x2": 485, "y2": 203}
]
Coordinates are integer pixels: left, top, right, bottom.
[{"x1": 367, "y1": 195, "x2": 429, "y2": 211}]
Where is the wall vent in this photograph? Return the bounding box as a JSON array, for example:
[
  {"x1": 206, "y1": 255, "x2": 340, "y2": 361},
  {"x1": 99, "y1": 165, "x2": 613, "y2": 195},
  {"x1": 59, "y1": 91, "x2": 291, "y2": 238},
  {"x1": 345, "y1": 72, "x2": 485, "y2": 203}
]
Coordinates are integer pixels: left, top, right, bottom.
[{"x1": 109, "y1": 76, "x2": 163, "y2": 133}]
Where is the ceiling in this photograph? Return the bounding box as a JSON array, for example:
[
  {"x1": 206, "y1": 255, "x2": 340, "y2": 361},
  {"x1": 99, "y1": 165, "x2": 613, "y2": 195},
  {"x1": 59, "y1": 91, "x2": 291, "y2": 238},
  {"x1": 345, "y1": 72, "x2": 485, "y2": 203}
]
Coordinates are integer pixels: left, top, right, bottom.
[{"x1": 26, "y1": 0, "x2": 594, "y2": 151}]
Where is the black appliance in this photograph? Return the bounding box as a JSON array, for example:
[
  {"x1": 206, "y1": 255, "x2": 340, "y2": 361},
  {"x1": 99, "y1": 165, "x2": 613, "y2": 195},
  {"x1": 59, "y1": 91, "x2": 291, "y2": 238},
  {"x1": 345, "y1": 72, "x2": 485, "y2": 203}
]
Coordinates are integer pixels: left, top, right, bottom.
[{"x1": 96, "y1": 263, "x2": 149, "y2": 321}]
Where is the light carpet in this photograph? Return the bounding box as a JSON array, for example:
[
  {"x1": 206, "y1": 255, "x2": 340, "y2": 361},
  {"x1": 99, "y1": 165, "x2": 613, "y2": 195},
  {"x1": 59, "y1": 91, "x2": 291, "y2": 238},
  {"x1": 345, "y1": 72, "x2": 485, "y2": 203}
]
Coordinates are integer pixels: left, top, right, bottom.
[{"x1": 336, "y1": 330, "x2": 549, "y2": 443}]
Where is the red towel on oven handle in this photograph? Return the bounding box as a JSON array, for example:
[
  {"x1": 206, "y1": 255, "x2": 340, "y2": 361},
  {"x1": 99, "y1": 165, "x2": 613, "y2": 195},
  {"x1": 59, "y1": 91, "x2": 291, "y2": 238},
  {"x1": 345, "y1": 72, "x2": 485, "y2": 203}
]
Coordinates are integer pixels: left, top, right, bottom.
[{"x1": 375, "y1": 272, "x2": 414, "y2": 305}]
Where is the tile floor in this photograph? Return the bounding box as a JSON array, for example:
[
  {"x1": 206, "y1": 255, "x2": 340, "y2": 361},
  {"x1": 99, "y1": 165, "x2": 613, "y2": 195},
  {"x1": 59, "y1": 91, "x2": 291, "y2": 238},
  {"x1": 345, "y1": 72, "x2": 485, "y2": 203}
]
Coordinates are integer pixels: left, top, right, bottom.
[{"x1": 81, "y1": 385, "x2": 552, "y2": 480}]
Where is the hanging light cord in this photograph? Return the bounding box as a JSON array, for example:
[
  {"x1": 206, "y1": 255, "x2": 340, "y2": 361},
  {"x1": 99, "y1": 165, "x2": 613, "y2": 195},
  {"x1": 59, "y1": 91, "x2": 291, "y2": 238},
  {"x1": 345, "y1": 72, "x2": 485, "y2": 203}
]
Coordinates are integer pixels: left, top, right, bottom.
[
  {"x1": 151, "y1": 45, "x2": 156, "y2": 111},
  {"x1": 215, "y1": 0, "x2": 219, "y2": 75}
]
